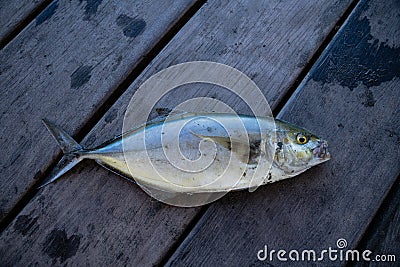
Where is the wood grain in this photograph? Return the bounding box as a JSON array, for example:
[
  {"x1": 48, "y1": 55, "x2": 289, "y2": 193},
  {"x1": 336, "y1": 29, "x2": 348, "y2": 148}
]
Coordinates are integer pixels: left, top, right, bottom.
[
  {"x1": 0, "y1": 0, "x2": 49, "y2": 46},
  {"x1": 351, "y1": 178, "x2": 399, "y2": 266},
  {"x1": 0, "y1": 0, "x2": 198, "y2": 221},
  {"x1": 0, "y1": 0, "x2": 355, "y2": 265},
  {"x1": 166, "y1": 0, "x2": 400, "y2": 265}
]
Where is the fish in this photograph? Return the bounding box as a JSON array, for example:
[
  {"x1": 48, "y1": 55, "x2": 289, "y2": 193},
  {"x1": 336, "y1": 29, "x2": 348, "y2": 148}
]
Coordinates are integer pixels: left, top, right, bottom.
[{"x1": 39, "y1": 111, "x2": 330, "y2": 197}]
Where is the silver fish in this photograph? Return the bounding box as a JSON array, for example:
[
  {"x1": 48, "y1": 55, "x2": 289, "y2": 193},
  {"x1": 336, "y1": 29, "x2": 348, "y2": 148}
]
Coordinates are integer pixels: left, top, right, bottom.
[{"x1": 40, "y1": 112, "x2": 330, "y2": 195}]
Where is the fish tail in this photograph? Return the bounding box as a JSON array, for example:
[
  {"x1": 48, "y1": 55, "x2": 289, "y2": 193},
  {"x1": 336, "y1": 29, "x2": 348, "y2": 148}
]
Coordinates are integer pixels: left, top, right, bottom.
[{"x1": 38, "y1": 119, "x2": 86, "y2": 189}]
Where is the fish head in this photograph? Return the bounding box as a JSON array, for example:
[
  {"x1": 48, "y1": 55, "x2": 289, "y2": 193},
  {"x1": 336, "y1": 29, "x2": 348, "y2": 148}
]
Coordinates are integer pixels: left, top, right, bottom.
[{"x1": 274, "y1": 119, "x2": 331, "y2": 175}]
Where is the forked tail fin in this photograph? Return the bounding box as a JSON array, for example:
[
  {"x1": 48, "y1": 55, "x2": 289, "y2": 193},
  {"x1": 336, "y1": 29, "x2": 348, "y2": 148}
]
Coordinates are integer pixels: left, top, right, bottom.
[{"x1": 38, "y1": 119, "x2": 85, "y2": 189}]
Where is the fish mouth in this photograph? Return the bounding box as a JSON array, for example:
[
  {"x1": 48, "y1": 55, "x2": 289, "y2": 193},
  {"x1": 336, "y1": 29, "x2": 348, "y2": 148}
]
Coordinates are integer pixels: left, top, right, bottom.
[{"x1": 312, "y1": 141, "x2": 330, "y2": 160}]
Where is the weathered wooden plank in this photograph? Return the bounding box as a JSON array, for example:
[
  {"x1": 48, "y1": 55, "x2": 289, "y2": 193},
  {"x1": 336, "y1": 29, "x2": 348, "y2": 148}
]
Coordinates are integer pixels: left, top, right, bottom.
[
  {"x1": 0, "y1": 0, "x2": 199, "y2": 221},
  {"x1": 0, "y1": 0, "x2": 355, "y2": 265},
  {"x1": 0, "y1": 0, "x2": 50, "y2": 47},
  {"x1": 166, "y1": 0, "x2": 400, "y2": 265},
  {"x1": 351, "y1": 178, "x2": 399, "y2": 266}
]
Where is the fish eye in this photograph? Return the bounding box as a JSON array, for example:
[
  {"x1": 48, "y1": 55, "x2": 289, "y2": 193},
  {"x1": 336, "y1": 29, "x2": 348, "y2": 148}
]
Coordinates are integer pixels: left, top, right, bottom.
[{"x1": 296, "y1": 133, "x2": 308, "y2": 144}]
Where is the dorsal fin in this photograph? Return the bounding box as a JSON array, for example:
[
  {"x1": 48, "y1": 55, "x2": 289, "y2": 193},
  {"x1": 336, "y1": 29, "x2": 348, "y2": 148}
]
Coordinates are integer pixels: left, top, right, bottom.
[{"x1": 95, "y1": 109, "x2": 190, "y2": 148}]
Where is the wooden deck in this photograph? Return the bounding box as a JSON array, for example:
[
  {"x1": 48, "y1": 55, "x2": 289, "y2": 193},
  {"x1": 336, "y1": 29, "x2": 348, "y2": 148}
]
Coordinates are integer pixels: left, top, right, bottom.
[{"x1": 0, "y1": 0, "x2": 398, "y2": 266}]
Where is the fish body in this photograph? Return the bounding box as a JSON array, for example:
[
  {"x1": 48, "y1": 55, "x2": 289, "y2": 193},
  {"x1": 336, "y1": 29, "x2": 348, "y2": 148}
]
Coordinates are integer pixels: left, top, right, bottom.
[{"x1": 41, "y1": 113, "x2": 330, "y2": 194}]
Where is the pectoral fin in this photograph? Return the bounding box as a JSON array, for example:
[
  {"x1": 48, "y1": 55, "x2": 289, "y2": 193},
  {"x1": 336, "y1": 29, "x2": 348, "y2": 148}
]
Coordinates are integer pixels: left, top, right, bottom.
[{"x1": 190, "y1": 131, "x2": 263, "y2": 165}]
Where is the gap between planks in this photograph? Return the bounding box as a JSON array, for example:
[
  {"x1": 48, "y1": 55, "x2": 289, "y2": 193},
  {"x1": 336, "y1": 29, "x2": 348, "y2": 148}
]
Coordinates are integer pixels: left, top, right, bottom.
[
  {"x1": 158, "y1": 0, "x2": 362, "y2": 265},
  {"x1": 0, "y1": 0, "x2": 53, "y2": 50},
  {"x1": 0, "y1": 0, "x2": 207, "y2": 235},
  {"x1": 272, "y1": 0, "x2": 361, "y2": 117},
  {"x1": 0, "y1": 1, "x2": 368, "y2": 262},
  {"x1": 346, "y1": 174, "x2": 400, "y2": 267},
  {"x1": 162, "y1": 0, "x2": 400, "y2": 263}
]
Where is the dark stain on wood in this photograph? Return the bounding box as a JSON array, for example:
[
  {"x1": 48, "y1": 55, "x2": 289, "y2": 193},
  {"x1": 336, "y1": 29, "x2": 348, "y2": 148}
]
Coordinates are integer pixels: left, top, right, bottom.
[
  {"x1": 155, "y1": 107, "x2": 172, "y2": 116},
  {"x1": 1, "y1": 0, "x2": 196, "y2": 221},
  {"x1": 36, "y1": 1, "x2": 59, "y2": 26},
  {"x1": 112, "y1": 55, "x2": 123, "y2": 71},
  {"x1": 116, "y1": 252, "x2": 124, "y2": 260},
  {"x1": 79, "y1": 0, "x2": 103, "y2": 20},
  {"x1": 14, "y1": 215, "x2": 38, "y2": 236},
  {"x1": 312, "y1": 4, "x2": 400, "y2": 90},
  {"x1": 85, "y1": 134, "x2": 97, "y2": 147},
  {"x1": 42, "y1": 229, "x2": 81, "y2": 263},
  {"x1": 104, "y1": 108, "x2": 118, "y2": 123},
  {"x1": 71, "y1": 65, "x2": 93, "y2": 89},
  {"x1": 146, "y1": 202, "x2": 164, "y2": 218},
  {"x1": 361, "y1": 88, "x2": 376, "y2": 107},
  {"x1": 164, "y1": 0, "x2": 400, "y2": 265},
  {"x1": 116, "y1": 14, "x2": 146, "y2": 38},
  {"x1": 86, "y1": 223, "x2": 95, "y2": 234},
  {"x1": 5, "y1": 0, "x2": 399, "y2": 265},
  {"x1": 0, "y1": 0, "x2": 51, "y2": 45},
  {"x1": 33, "y1": 170, "x2": 42, "y2": 180}
]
